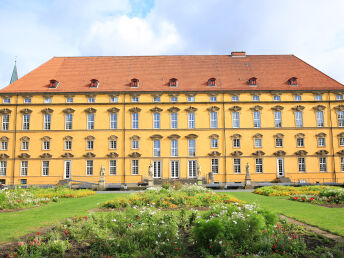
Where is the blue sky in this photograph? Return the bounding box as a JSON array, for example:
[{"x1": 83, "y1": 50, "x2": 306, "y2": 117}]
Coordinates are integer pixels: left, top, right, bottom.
[{"x1": 1, "y1": 0, "x2": 344, "y2": 88}]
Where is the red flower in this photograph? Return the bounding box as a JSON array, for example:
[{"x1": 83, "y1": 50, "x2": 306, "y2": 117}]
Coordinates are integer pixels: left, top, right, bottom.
[
  {"x1": 209, "y1": 245, "x2": 212, "y2": 249},
  {"x1": 85, "y1": 216, "x2": 88, "y2": 221},
  {"x1": 136, "y1": 216, "x2": 140, "y2": 220},
  {"x1": 310, "y1": 197, "x2": 314, "y2": 201},
  {"x1": 36, "y1": 232, "x2": 40, "y2": 235}
]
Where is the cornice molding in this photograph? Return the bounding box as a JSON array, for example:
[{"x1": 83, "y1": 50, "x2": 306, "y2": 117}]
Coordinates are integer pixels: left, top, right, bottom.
[
  {"x1": 250, "y1": 105, "x2": 263, "y2": 111},
  {"x1": 63, "y1": 135, "x2": 73, "y2": 141},
  {"x1": 337, "y1": 150, "x2": 344, "y2": 156},
  {"x1": 315, "y1": 150, "x2": 328, "y2": 156},
  {"x1": 63, "y1": 108, "x2": 75, "y2": 114},
  {"x1": 107, "y1": 107, "x2": 120, "y2": 113},
  {"x1": 185, "y1": 134, "x2": 198, "y2": 139},
  {"x1": 231, "y1": 134, "x2": 241, "y2": 139},
  {"x1": 273, "y1": 133, "x2": 284, "y2": 139},
  {"x1": 185, "y1": 106, "x2": 197, "y2": 112},
  {"x1": 41, "y1": 108, "x2": 54, "y2": 114},
  {"x1": 315, "y1": 132, "x2": 326, "y2": 138},
  {"x1": 83, "y1": 152, "x2": 96, "y2": 158},
  {"x1": 40, "y1": 153, "x2": 52, "y2": 159},
  {"x1": 150, "y1": 134, "x2": 163, "y2": 140},
  {"x1": 18, "y1": 153, "x2": 30, "y2": 159},
  {"x1": 41, "y1": 136, "x2": 51, "y2": 141},
  {"x1": 231, "y1": 151, "x2": 243, "y2": 157},
  {"x1": 150, "y1": 107, "x2": 163, "y2": 113},
  {"x1": 252, "y1": 150, "x2": 265, "y2": 156},
  {"x1": 334, "y1": 105, "x2": 344, "y2": 111},
  {"x1": 129, "y1": 135, "x2": 140, "y2": 140},
  {"x1": 229, "y1": 106, "x2": 241, "y2": 112},
  {"x1": 295, "y1": 150, "x2": 308, "y2": 156},
  {"x1": 313, "y1": 105, "x2": 326, "y2": 111},
  {"x1": 271, "y1": 105, "x2": 284, "y2": 111},
  {"x1": 209, "y1": 134, "x2": 219, "y2": 139},
  {"x1": 108, "y1": 135, "x2": 118, "y2": 140},
  {"x1": 0, "y1": 108, "x2": 12, "y2": 114},
  {"x1": 85, "y1": 135, "x2": 95, "y2": 140},
  {"x1": 253, "y1": 133, "x2": 263, "y2": 139},
  {"x1": 207, "y1": 106, "x2": 220, "y2": 112},
  {"x1": 292, "y1": 105, "x2": 305, "y2": 111},
  {"x1": 168, "y1": 134, "x2": 181, "y2": 140},
  {"x1": 20, "y1": 136, "x2": 30, "y2": 142},
  {"x1": 129, "y1": 107, "x2": 141, "y2": 113},
  {"x1": 0, "y1": 153, "x2": 9, "y2": 160},
  {"x1": 0, "y1": 136, "x2": 9, "y2": 141},
  {"x1": 107, "y1": 152, "x2": 119, "y2": 158},
  {"x1": 295, "y1": 133, "x2": 305, "y2": 138},
  {"x1": 273, "y1": 150, "x2": 286, "y2": 157},
  {"x1": 61, "y1": 152, "x2": 74, "y2": 158},
  {"x1": 20, "y1": 108, "x2": 32, "y2": 114},
  {"x1": 167, "y1": 106, "x2": 180, "y2": 113},
  {"x1": 84, "y1": 107, "x2": 97, "y2": 114},
  {"x1": 128, "y1": 152, "x2": 141, "y2": 158},
  {"x1": 208, "y1": 151, "x2": 221, "y2": 157}
]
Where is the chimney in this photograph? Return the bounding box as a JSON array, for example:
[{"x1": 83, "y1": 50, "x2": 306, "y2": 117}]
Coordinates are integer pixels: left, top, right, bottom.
[{"x1": 231, "y1": 51, "x2": 246, "y2": 57}]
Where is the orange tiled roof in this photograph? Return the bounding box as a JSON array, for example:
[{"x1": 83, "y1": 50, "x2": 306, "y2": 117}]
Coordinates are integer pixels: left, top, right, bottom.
[{"x1": 1, "y1": 54, "x2": 343, "y2": 93}]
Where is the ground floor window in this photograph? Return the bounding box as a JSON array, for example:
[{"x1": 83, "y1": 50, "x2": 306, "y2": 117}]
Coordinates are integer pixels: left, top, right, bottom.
[
  {"x1": 20, "y1": 161, "x2": 28, "y2": 176},
  {"x1": 20, "y1": 179, "x2": 27, "y2": 185},
  {"x1": 86, "y1": 160, "x2": 93, "y2": 175},
  {"x1": 0, "y1": 161, "x2": 6, "y2": 176},
  {"x1": 132, "y1": 160, "x2": 139, "y2": 175},
  {"x1": 319, "y1": 157, "x2": 327, "y2": 172},
  {"x1": 109, "y1": 160, "x2": 116, "y2": 175},
  {"x1": 64, "y1": 160, "x2": 71, "y2": 179},
  {"x1": 188, "y1": 160, "x2": 197, "y2": 178},
  {"x1": 211, "y1": 158, "x2": 218, "y2": 174},
  {"x1": 42, "y1": 161, "x2": 49, "y2": 176},
  {"x1": 234, "y1": 158, "x2": 241, "y2": 174},
  {"x1": 170, "y1": 160, "x2": 179, "y2": 178},
  {"x1": 341, "y1": 157, "x2": 344, "y2": 172},
  {"x1": 298, "y1": 157, "x2": 306, "y2": 172},
  {"x1": 255, "y1": 158, "x2": 263, "y2": 173},
  {"x1": 153, "y1": 161, "x2": 161, "y2": 178}
]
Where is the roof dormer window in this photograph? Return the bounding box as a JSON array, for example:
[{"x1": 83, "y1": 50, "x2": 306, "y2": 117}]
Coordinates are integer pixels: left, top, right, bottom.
[
  {"x1": 131, "y1": 78, "x2": 139, "y2": 88},
  {"x1": 169, "y1": 78, "x2": 178, "y2": 87},
  {"x1": 49, "y1": 79, "x2": 59, "y2": 89},
  {"x1": 208, "y1": 78, "x2": 216, "y2": 87},
  {"x1": 248, "y1": 77, "x2": 257, "y2": 86},
  {"x1": 90, "y1": 79, "x2": 99, "y2": 88},
  {"x1": 288, "y1": 77, "x2": 298, "y2": 86}
]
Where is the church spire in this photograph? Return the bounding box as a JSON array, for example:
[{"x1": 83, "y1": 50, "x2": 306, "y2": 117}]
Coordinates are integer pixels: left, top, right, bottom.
[{"x1": 10, "y1": 58, "x2": 18, "y2": 84}]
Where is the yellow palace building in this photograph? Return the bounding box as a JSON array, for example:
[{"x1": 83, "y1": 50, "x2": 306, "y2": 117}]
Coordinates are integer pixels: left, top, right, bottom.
[{"x1": 1, "y1": 52, "x2": 344, "y2": 187}]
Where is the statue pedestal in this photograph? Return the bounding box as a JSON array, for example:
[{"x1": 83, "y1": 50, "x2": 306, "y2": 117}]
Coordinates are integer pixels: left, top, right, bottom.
[
  {"x1": 148, "y1": 178, "x2": 154, "y2": 187},
  {"x1": 98, "y1": 178, "x2": 106, "y2": 191}
]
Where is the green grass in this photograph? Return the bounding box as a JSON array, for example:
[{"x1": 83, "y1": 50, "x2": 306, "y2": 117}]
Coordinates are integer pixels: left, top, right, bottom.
[
  {"x1": 230, "y1": 192, "x2": 344, "y2": 237},
  {"x1": 0, "y1": 193, "x2": 127, "y2": 243}
]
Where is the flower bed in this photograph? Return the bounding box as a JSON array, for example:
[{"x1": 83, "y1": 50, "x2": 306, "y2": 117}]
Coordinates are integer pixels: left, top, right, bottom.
[
  {"x1": 103, "y1": 185, "x2": 243, "y2": 209},
  {"x1": 254, "y1": 185, "x2": 341, "y2": 197},
  {"x1": 290, "y1": 188, "x2": 344, "y2": 204},
  {"x1": 0, "y1": 187, "x2": 94, "y2": 210}
]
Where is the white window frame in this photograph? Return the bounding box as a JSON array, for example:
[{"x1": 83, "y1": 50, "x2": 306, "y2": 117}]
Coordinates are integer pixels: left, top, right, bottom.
[
  {"x1": 188, "y1": 160, "x2": 197, "y2": 178},
  {"x1": 253, "y1": 111, "x2": 261, "y2": 128},
  {"x1": 132, "y1": 113, "x2": 139, "y2": 129},
  {"x1": 188, "y1": 139, "x2": 196, "y2": 156},
  {"x1": 110, "y1": 113, "x2": 117, "y2": 129},
  {"x1": 0, "y1": 161, "x2": 6, "y2": 176},
  {"x1": 153, "y1": 113, "x2": 160, "y2": 129},
  {"x1": 86, "y1": 140, "x2": 94, "y2": 150},
  {"x1": 298, "y1": 157, "x2": 306, "y2": 172},
  {"x1": 2, "y1": 114, "x2": 9, "y2": 131},
  {"x1": 275, "y1": 138, "x2": 283, "y2": 147},
  {"x1": 254, "y1": 138, "x2": 262, "y2": 148},
  {"x1": 171, "y1": 139, "x2": 178, "y2": 157},
  {"x1": 341, "y1": 157, "x2": 344, "y2": 172},
  {"x1": 252, "y1": 95, "x2": 260, "y2": 101},
  {"x1": 64, "y1": 160, "x2": 71, "y2": 179},
  {"x1": 232, "y1": 112, "x2": 239, "y2": 128},
  {"x1": 65, "y1": 114, "x2": 73, "y2": 130},
  {"x1": 170, "y1": 160, "x2": 180, "y2": 178},
  {"x1": 153, "y1": 140, "x2": 160, "y2": 157},
  {"x1": 43, "y1": 114, "x2": 51, "y2": 130},
  {"x1": 43, "y1": 140, "x2": 50, "y2": 150},
  {"x1": 210, "y1": 96, "x2": 217, "y2": 102},
  {"x1": 65, "y1": 140, "x2": 72, "y2": 150},
  {"x1": 44, "y1": 97, "x2": 52, "y2": 103},
  {"x1": 132, "y1": 140, "x2": 139, "y2": 149},
  {"x1": 87, "y1": 114, "x2": 95, "y2": 130},
  {"x1": 295, "y1": 111, "x2": 303, "y2": 127},
  {"x1": 110, "y1": 97, "x2": 118, "y2": 103},
  {"x1": 233, "y1": 138, "x2": 240, "y2": 148},
  {"x1": 211, "y1": 158, "x2": 219, "y2": 174},
  {"x1": 315, "y1": 95, "x2": 322, "y2": 101},
  {"x1": 340, "y1": 137, "x2": 344, "y2": 147},
  {"x1": 24, "y1": 98, "x2": 31, "y2": 104},
  {"x1": 211, "y1": 138, "x2": 218, "y2": 148},
  {"x1": 153, "y1": 96, "x2": 160, "y2": 102},
  {"x1": 188, "y1": 113, "x2": 195, "y2": 129},
  {"x1": 66, "y1": 97, "x2": 73, "y2": 103},
  {"x1": 318, "y1": 137, "x2": 325, "y2": 147},
  {"x1": 3, "y1": 98, "x2": 10, "y2": 104},
  {"x1": 337, "y1": 111, "x2": 344, "y2": 127},
  {"x1": 232, "y1": 96, "x2": 239, "y2": 101},
  {"x1": 88, "y1": 97, "x2": 95, "y2": 103},
  {"x1": 294, "y1": 95, "x2": 301, "y2": 101},
  {"x1": 42, "y1": 160, "x2": 49, "y2": 176},
  {"x1": 256, "y1": 158, "x2": 263, "y2": 173},
  {"x1": 1, "y1": 141, "x2": 8, "y2": 150},
  {"x1": 170, "y1": 113, "x2": 178, "y2": 129},
  {"x1": 86, "y1": 160, "x2": 93, "y2": 175},
  {"x1": 132, "y1": 160, "x2": 139, "y2": 175},
  {"x1": 319, "y1": 157, "x2": 327, "y2": 172},
  {"x1": 22, "y1": 114, "x2": 30, "y2": 130},
  {"x1": 234, "y1": 158, "x2": 241, "y2": 174},
  {"x1": 274, "y1": 111, "x2": 282, "y2": 128},
  {"x1": 170, "y1": 96, "x2": 178, "y2": 102},
  {"x1": 20, "y1": 161, "x2": 28, "y2": 176},
  {"x1": 21, "y1": 141, "x2": 29, "y2": 150},
  {"x1": 297, "y1": 138, "x2": 304, "y2": 147},
  {"x1": 131, "y1": 97, "x2": 139, "y2": 103},
  {"x1": 316, "y1": 111, "x2": 324, "y2": 127},
  {"x1": 273, "y1": 95, "x2": 281, "y2": 101},
  {"x1": 187, "y1": 96, "x2": 195, "y2": 102},
  {"x1": 210, "y1": 112, "x2": 218, "y2": 128},
  {"x1": 109, "y1": 160, "x2": 117, "y2": 175},
  {"x1": 336, "y1": 95, "x2": 343, "y2": 100},
  {"x1": 109, "y1": 140, "x2": 117, "y2": 150}
]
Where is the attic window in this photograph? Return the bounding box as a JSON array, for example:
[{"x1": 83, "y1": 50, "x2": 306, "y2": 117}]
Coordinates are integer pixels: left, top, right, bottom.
[
  {"x1": 288, "y1": 77, "x2": 298, "y2": 86},
  {"x1": 169, "y1": 78, "x2": 178, "y2": 87},
  {"x1": 248, "y1": 77, "x2": 257, "y2": 86},
  {"x1": 208, "y1": 78, "x2": 216, "y2": 87},
  {"x1": 131, "y1": 78, "x2": 139, "y2": 88},
  {"x1": 49, "y1": 79, "x2": 59, "y2": 89},
  {"x1": 90, "y1": 79, "x2": 99, "y2": 88}
]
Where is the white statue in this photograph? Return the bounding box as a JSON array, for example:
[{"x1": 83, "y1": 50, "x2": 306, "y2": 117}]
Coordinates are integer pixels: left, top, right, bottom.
[
  {"x1": 148, "y1": 162, "x2": 153, "y2": 178},
  {"x1": 100, "y1": 165, "x2": 105, "y2": 176},
  {"x1": 197, "y1": 161, "x2": 201, "y2": 176}
]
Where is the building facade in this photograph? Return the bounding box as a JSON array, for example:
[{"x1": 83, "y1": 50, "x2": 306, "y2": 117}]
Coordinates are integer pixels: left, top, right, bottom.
[{"x1": 0, "y1": 52, "x2": 344, "y2": 186}]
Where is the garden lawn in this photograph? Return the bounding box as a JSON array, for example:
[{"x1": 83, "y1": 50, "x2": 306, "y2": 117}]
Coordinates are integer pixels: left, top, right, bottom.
[
  {"x1": 0, "y1": 193, "x2": 127, "y2": 243},
  {"x1": 229, "y1": 192, "x2": 344, "y2": 237}
]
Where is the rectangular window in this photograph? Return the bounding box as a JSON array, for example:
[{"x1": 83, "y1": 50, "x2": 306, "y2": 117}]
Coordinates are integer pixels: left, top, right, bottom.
[
  {"x1": 341, "y1": 157, "x2": 344, "y2": 172},
  {"x1": 298, "y1": 157, "x2": 306, "y2": 172},
  {"x1": 64, "y1": 160, "x2": 71, "y2": 179},
  {"x1": 22, "y1": 114, "x2": 30, "y2": 130},
  {"x1": 66, "y1": 97, "x2": 73, "y2": 103},
  {"x1": 316, "y1": 111, "x2": 324, "y2": 127},
  {"x1": 21, "y1": 141, "x2": 29, "y2": 150},
  {"x1": 0, "y1": 161, "x2": 6, "y2": 176},
  {"x1": 210, "y1": 112, "x2": 218, "y2": 128},
  {"x1": 170, "y1": 160, "x2": 179, "y2": 178},
  {"x1": 24, "y1": 98, "x2": 31, "y2": 104},
  {"x1": 338, "y1": 111, "x2": 344, "y2": 127},
  {"x1": 110, "y1": 113, "x2": 117, "y2": 129},
  {"x1": 297, "y1": 138, "x2": 304, "y2": 147},
  {"x1": 153, "y1": 97, "x2": 160, "y2": 102},
  {"x1": 274, "y1": 111, "x2": 282, "y2": 128},
  {"x1": 171, "y1": 113, "x2": 178, "y2": 129},
  {"x1": 188, "y1": 113, "x2": 195, "y2": 129},
  {"x1": 254, "y1": 138, "x2": 262, "y2": 148},
  {"x1": 109, "y1": 160, "x2": 117, "y2": 175},
  {"x1": 88, "y1": 97, "x2": 95, "y2": 103},
  {"x1": 188, "y1": 96, "x2": 195, "y2": 102},
  {"x1": 318, "y1": 137, "x2": 325, "y2": 147},
  {"x1": 256, "y1": 158, "x2": 263, "y2": 173},
  {"x1": 252, "y1": 95, "x2": 260, "y2": 101},
  {"x1": 20, "y1": 161, "x2": 28, "y2": 176},
  {"x1": 315, "y1": 95, "x2": 322, "y2": 101},
  {"x1": 87, "y1": 114, "x2": 95, "y2": 130},
  {"x1": 132, "y1": 113, "x2": 139, "y2": 129},
  {"x1": 20, "y1": 179, "x2": 27, "y2": 185},
  {"x1": 253, "y1": 111, "x2": 261, "y2": 128},
  {"x1": 295, "y1": 111, "x2": 303, "y2": 127},
  {"x1": 232, "y1": 112, "x2": 240, "y2": 128},
  {"x1": 42, "y1": 161, "x2": 49, "y2": 176},
  {"x1": 336, "y1": 95, "x2": 343, "y2": 100},
  {"x1": 132, "y1": 140, "x2": 139, "y2": 149},
  {"x1": 65, "y1": 141, "x2": 72, "y2": 150},
  {"x1": 1, "y1": 141, "x2": 8, "y2": 150},
  {"x1": 211, "y1": 138, "x2": 218, "y2": 148},
  {"x1": 171, "y1": 139, "x2": 178, "y2": 157},
  {"x1": 65, "y1": 114, "x2": 73, "y2": 130},
  {"x1": 153, "y1": 161, "x2": 161, "y2": 178},
  {"x1": 110, "y1": 97, "x2": 118, "y2": 103},
  {"x1": 153, "y1": 113, "x2": 160, "y2": 129},
  {"x1": 44, "y1": 97, "x2": 52, "y2": 103},
  {"x1": 2, "y1": 115, "x2": 9, "y2": 131},
  {"x1": 132, "y1": 160, "x2": 139, "y2": 175},
  {"x1": 87, "y1": 140, "x2": 94, "y2": 150},
  {"x1": 233, "y1": 138, "x2": 240, "y2": 148},
  {"x1": 340, "y1": 137, "x2": 344, "y2": 146},
  {"x1": 131, "y1": 97, "x2": 139, "y2": 102},
  {"x1": 232, "y1": 96, "x2": 239, "y2": 101},
  {"x1": 273, "y1": 95, "x2": 281, "y2": 101},
  {"x1": 43, "y1": 141, "x2": 50, "y2": 150},
  {"x1": 211, "y1": 158, "x2": 219, "y2": 174},
  {"x1": 210, "y1": 96, "x2": 217, "y2": 102},
  {"x1": 43, "y1": 114, "x2": 51, "y2": 130},
  {"x1": 319, "y1": 157, "x2": 327, "y2": 172},
  {"x1": 188, "y1": 139, "x2": 196, "y2": 156},
  {"x1": 188, "y1": 160, "x2": 197, "y2": 178},
  {"x1": 275, "y1": 138, "x2": 283, "y2": 147},
  {"x1": 153, "y1": 140, "x2": 160, "y2": 157},
  {"x1": 294, "y1": 95, "x2": 301, "y2": 101},
  {"x1": 86, "y1": 160, "x2": 93, "y2": 175},
  {"x1": 3, "y1": 98, "x2": 10, "y2": 104},
  {"x1": 109, "y1": 140, "x2": 117, "y2": 149},
  {"x1": 170, "y1": 96, "x2": 178, "y2": 102},
  {"x1": 234, "y1": 159, "x2": 241, "y2": 174}
]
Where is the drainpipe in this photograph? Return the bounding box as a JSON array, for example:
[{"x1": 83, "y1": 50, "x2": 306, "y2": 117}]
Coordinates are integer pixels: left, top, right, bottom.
[
  {"x1": 11, "y1": 94, "x2": 18, "y2": 186},
  {"x1": 123, "y1": 93, "x2": 126, "y2": 188},
  {"x1": 222, "y1": 92, "x2": 227, "y2": 188},
  {"x1": 328, "y1": 91, "x2": 336, "y2": 183}
]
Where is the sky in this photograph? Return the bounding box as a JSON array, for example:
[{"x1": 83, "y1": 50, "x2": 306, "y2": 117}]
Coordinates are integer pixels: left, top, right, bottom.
[{"x1": 1, "y1": 0, "x2": 344, "y2": 89}]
